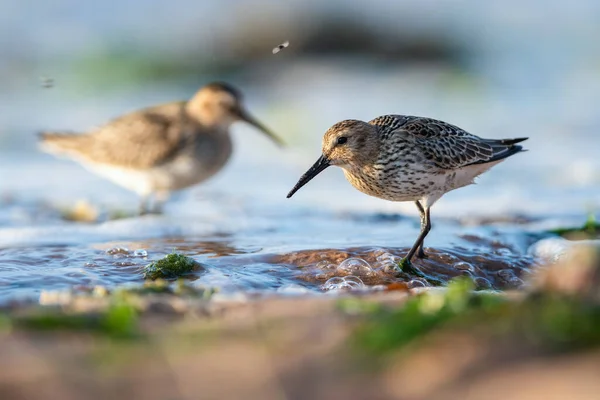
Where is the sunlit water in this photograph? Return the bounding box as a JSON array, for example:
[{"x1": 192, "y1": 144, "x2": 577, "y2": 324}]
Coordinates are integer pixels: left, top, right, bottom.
[
  {"x1": 1, "y1": 58, "x2": 599, "y2": 303},
  {"x1": 0, "y1": 205, "x2": 540, "y2": 303}
]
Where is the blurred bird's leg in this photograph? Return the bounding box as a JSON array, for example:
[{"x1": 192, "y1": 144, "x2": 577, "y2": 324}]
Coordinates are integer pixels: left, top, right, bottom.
[
  {"x1": 139, "y1": 196, "x2": 150, "y2": 216},
  {"x1": 414, "y1": 201, "x2": 428, "y2": 259},
  {"x1": 151, "y1": 191, "x2": 170, "y2": 214}
]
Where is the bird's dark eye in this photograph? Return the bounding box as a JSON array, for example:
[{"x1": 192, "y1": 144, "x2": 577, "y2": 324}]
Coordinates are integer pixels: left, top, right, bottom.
[{"x1": 337, "y1": 136, "x2": 347, "y2": 145}]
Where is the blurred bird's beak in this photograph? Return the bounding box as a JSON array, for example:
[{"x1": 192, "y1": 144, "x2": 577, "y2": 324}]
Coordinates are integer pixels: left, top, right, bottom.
[
  {"x1": 237, "y1": 108, "x2": 285, "y2": 147},
  {"x1": 286, "y1": 155, "x2": 330, "y2": 198}
]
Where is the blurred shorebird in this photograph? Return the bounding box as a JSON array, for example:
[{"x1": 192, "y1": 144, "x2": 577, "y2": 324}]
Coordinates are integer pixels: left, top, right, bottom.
[
  {"x1": 287, "y1": 115, "x2": 527, "y2": 270},
  {"x1": 40, "y1": 82, "x2": 283, "y2": 214}
]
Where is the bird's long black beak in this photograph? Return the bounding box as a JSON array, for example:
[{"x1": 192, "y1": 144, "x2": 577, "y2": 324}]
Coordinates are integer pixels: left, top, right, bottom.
[
  {"x1": 238, "y1": 108, "x2": 285, "y2": 147},
  {"x1": 286, "y1": 155, "x2": 330, "y2": 198}
]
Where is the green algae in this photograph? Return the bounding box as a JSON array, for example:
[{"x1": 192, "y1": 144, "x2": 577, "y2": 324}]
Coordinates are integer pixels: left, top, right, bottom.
[
  {"x1": 117, "y1": 279, "x2": 215, "y2": 298},
  {"x1": 347, "y1": 277, "x2": 600, "y2": 357},
  {"x1": 11, "y1": 301, "x2": 138, "y2": 338},
  {"x1": 345, "y1": 277, "x2": 495, "y2": 355},
  {"x1": 551, "y1": 213, "x2": 599, "y2": 239},
  {"x1": 143, "y1": 253, "x2": 202, "y2": 280},
  {"x1": 2, "y1": 279, "x2": 217, "y2": 337}
]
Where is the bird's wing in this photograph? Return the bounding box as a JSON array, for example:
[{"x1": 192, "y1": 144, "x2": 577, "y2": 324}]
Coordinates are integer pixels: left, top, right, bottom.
[
  {"x1": 74, "y1": 102, "x2": 187, "y2": 168},
  {"x1": 370, "y1": 115, "x2": 496, "y2": 169}
]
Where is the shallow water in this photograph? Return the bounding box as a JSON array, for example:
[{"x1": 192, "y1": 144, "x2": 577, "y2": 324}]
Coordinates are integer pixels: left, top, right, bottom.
[
  {"x1": 0, "y1": 194, "x2": 546, "y2": 303},
  {"x1": 1, "y1": 53, "x2": 599, "y2": 303}
]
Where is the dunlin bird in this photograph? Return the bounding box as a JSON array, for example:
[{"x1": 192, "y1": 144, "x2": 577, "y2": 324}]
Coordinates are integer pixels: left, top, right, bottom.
[
  {"x1": 287, "y1": 115, "x2": 527, "y2": 270},
  {"x1": 40, "y1": 82, "x2": 283, "y2": 214}
]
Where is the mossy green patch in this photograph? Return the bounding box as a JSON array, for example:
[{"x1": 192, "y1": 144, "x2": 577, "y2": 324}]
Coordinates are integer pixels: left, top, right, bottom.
[
  {"x1": 513, "y1": 294, "x2": 600, "y2": 351},
  {"x1": 119, "y1": 279, "x2": 173, "y2": 295},
  {"x1": 12, "y1": 301, "x2": 138, "y2": 338},
  {"x1": 348, "y1": 277, "x2": 494, "y2": 355},
  {"x1": 143, "y1": 253, "x2": 202, "y2": 280},
  {"x1": 348, "y1": 277, "x2": 600, "y2": 358},
  {"x1": 116, "y1": 279, "x2": 216, "y2": 299},
  {"x1": 107, "y1": 209, "x2": 136, "y2": 220},
  {"x1": 550, "y1": 213, "x2": 599, "y2": 239}
]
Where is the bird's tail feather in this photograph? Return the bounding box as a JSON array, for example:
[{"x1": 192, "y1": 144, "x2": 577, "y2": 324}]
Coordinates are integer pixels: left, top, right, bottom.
[
  {"x1": 470, "y1": 137, "x2": 528, "y2": 165},
  {"x1": 484, "y1": 137, "x2": 528, "y2": 146},
  {"x1": 38, "y1": 131, "x2": 85, "y2": 156}
]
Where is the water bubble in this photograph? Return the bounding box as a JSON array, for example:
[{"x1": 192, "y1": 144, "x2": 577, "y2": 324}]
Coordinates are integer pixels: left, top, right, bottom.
[
  {"x1": 277, "y1": 284, "x2": 310, "y2": 295},
  {"x1": 496, "y1": 248, "x2": 513, "y2": 257},
  {"x1": 407, "y1": 278, "x2": 429, "y2": 289},
  {"x1": 322, "y1": 277, "x2": 345, "y2": 291},
  {"x1": 322, "y1": 276, "x2": 365, "y2": 291},
  {"x1": 376, "y1": 252, "x2": 399, "y2": 263},
  {"x1": 375, "y1": 252, "x2": 401, "y2": 272},
  {"x1": 372, "y1": 248, "x2": 390, "y2": 258},
  {"x1": 474, "y1": 277, "x2": 492, "y2": 290},
  {"x1": 497, "y1": 269, "x2": 524, "y2": 288},
  {"x1": 381, "y1": 263, "x2": 400, "y2": 274},
  {"x1": 133, "y1": 249, "x2": 148, "y2": 257},
  {"x1": 114, "y1": 261, "x2": 136, "y2": 267},
  {"x1": 453, "y1": 261, "x2": 474, "y2": 272},
  {"x1": 316, "y1": 260, "x2": 336, "y2": 270},
  {"x1": 106, "y1": 247, "x2": 130, "y2": 256},
  {"x1": 337, "y1": 258, "x2": 374, "y2": 277},
  {"x1": 343, "y1": 276, "x2": 365, "y2": 288}
]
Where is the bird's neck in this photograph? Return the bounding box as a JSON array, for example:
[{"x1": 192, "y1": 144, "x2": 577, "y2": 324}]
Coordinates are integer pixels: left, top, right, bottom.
[
  {"x1": 342, "y1": 164, "x2": 383, "y2": 198},
  {"x1": 184, "y1": 100, "x2": 233, "y2": 133}
]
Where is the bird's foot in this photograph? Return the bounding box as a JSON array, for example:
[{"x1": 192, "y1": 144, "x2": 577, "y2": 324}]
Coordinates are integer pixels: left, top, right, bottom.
[
  {"x1": 398, "y1": 258, "x2": 423, "y2": 277},
  {"x1": 397, "y1": 257, "x2": 444, "y2": 286},
  {"x1": 140, "y1": 209, "x2": 164, "y2": 216},
  {"x1": 417, "y1": 249, "x2": 428, "y2": 259},
  {"x1": 149, "y1": 207, "x2": 164, "y2": 215}
]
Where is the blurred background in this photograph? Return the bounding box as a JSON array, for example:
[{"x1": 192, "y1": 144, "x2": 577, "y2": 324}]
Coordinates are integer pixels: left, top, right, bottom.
[
  {"x1": 1, "y1": 4, "x2": 600, "y2": 396},
  {"x1": 1, "y1": 0, "x2": 599, "y2": 221}
]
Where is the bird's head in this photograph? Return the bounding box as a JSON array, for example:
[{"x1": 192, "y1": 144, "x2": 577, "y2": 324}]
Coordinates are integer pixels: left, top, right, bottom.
[
  {"x1": 187, "y1": 82, "x2": 283, "y2": 146},
  {"x1": 287, "y1": 119, "x2": 380, "y2": 198}
]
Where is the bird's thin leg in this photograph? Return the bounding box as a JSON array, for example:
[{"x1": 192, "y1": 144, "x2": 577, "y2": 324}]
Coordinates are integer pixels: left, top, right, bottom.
[
  {"x1": 405, "y1": 206, "x2": 431, "y2": 262},
  {"x1": 152, "y1": 191, "x2": 170, "y2": 214},
  {"x1": 414, "y1": 201, "x2": 428, "y2": 259},
  {"x1": 139, "y1": 196, "x2": 150, "y2": 216}
]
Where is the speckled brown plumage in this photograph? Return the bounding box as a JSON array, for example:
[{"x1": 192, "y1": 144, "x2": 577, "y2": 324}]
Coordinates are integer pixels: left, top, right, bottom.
[
  {"x1": 287, "y1": 114, "x2": 528, "y2": 266},
  {"x1": 42, "y1": 102, "x2": 191, "y2": 169}
]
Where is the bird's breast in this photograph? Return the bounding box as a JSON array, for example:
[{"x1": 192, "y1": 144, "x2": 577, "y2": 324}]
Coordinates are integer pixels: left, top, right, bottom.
[
  {"x1": 342, "y1": 161, "x2": 443, "y2": 202},
  {"x1": 155, "y1": 132, "x2": 233, "y2": 190}
]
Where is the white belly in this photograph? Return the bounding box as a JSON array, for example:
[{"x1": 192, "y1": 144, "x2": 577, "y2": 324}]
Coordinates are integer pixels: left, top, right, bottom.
[
  {"x1": 83, "y1": 155, "x2": 218, "y2": 196},
  {"x1": 421, "y1": 160, "x2": 504, "y2": 207},
  {"x1": 344, "y1": 160, "x2": 503, "y2": 208}
]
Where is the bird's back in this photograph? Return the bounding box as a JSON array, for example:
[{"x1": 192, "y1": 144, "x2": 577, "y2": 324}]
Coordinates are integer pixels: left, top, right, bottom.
[
  {"x1": 40, "y1": 101, "x2": 191, "y2": 169},
  {"x1": 369, "y1": 115, "x2": 527, "y2": 171},
  {"x1": 340, "y1": 114, "x2": 527, "y2": 204}
]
